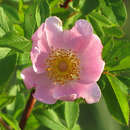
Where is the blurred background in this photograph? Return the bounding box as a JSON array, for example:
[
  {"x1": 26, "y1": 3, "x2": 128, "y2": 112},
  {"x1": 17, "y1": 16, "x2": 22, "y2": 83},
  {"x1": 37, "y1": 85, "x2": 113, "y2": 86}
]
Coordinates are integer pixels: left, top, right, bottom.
[{"x1": 79, "y1": 0, "x2": 130, "y2": 130}]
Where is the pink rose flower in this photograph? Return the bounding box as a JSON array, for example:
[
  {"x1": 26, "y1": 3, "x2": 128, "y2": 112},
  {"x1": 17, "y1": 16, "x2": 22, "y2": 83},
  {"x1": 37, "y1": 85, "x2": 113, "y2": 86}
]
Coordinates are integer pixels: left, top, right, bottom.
[{"x1": 21, "y1": 16, "x2": 105, "y2": 104}]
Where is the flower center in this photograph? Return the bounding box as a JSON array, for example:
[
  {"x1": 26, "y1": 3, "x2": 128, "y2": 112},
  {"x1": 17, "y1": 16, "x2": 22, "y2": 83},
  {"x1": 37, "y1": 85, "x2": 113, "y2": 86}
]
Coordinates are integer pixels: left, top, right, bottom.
[
  {"x1": 58, "y1": 61, "x2": 68, "y2": 72},
  {"x1": 46, "y1": 48, "x2": 80, "y2": 85}
]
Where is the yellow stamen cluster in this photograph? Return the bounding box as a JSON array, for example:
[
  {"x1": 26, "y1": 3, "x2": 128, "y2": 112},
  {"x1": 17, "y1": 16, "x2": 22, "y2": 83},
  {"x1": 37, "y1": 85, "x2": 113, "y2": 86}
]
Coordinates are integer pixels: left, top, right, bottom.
[{"x1": 46, "y1": 48, "x2": 80, "y2": 85}]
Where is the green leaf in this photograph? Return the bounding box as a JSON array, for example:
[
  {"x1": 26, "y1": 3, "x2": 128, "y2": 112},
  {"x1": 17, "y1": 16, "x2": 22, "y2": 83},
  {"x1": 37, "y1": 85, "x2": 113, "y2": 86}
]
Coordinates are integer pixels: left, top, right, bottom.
[
  {"x1": 0, "y1": 94, "x2": 14, "y2": 109},
  {"x1": 18, "y1": 0, "x2": 24, "y2": 23},
  {"x1": 52, "y1": 8, "x2": 73, "y2": 24},
  {"x1": 33, "y1": 109, "x2": 66, "y2": 130},
  {"x1": 100, "y1": 0, "x2": 127, "y2": 26},
  {"x1": 0, "y1": 47, "x2": 11, "y2": 59},
  {"x1": 88, "y1": 12, "x2": 123, "y2": 39},
  {"x1": 117, "y1": 76, "x2": 130, "y2": 89},
  {"x1": 72, "y1": 0, "x2": 80, "y2": 9},
  {"x1": 108, "y1": 56, "x2": 130, "y2": 71},
  {"x1": 90, "y1": 12, "x2": 112, "y2": 26},
  {"x1": 13, "y1": 93, "x2": 25, "y2": 119},
  {"x1": 64, "y1": 102, "x2": 79, "y2": 129},
  {"x1": 87, "y1": 15, "x2": 104, "y2": 38},
  {"x1": 0, "y1": 32, "x2": 32, "y2": 52},
  {"x1": 102, "y1": 38, "x2": 113, "y2": 60},
  {"x1": 35, "y1": 5, "x2": 41, "y2": 27},
  {"x1": 1, "y1": 4, "x2": 19, "y2": 23},
  {"x1": 110, "y1": 1, "x2": 127, "y2": 26},
  {"x1": 18, "y1": 52, "x2": 32, "y2": 67},
  {"x1": 103, "y1": 26, "x2": 124, "y2": 38},
  {"x1": 24, "y1": 5, "x2": 36, "y2": 39},
  {"x1": 0, "y1": 54, "x2": 17, "y2": 89},
  {"x1": 79, "y1": 0, "x2": 99, "y2": 15},
  {"x1": 48, "y1": 0, "x2": 59, "y2": 10},
  {"x1": 99, "y1": 75, "x2": 129, "y2": 125},
  {"x1": 107, "y1": 75, "x2": 129, "y2": 125},
  {"x1": 0, "y1": 112, "x2": 20, "y2": 130},
  {"x1": 25, "y1": 114, "x2": 40, "y2": 130},
  {"x1": 72, "y1": 124, "x2": 80, "y2": 130},
  {"x1": 103, "y1": 40, "x2": 130, "y2": 67},
  {"x1": 110, "y1": 40, "x2": 130, "y2": 60},
  {"x1": 0, "y1": 6, "x2": 10, "y2": 32},
  {"x1": 64, "y1": 13, "x2": 82, "y2": 29},
  {"x1": 0, "y1": 27, "x2": 5, "y2": 37},
  {"x1": 13, "y1": 24, "x2": 24, "y2": 36},
  {"x1": 37, "y1": 0, "x2": 50, "y2": 23},
  {"x1": 38, "y1": 101, "x2": 64, "y2": 110}
]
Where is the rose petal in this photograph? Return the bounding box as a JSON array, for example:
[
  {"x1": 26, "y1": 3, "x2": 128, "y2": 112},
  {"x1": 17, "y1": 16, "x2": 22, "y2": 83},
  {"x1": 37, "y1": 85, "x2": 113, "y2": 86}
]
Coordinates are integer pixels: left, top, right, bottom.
[
  {"x1": 33, "y1": 85, "x2": 56, "y2": 104},
  {"x1": 53, "y1": 82, "x2": 101, "y2": 103},
  {"x1": 37, "y1": 39, "x2": 49, "y2": 53},
  {"x1": 32, "y1": 23, "x2": 49, "y2": 53},
  {"x1": 79, "y1": 34, "x2": 105, "y2": 84},
  {"x1": 32, "y1": 52, "x2": 48, "y2": 74},
  {"x1": 21, "y1": 67, "x2": 38, "y2": 89},
  {"x1": 45, "y1": 17, "x2": 93, "y2": 52},
  {"x1": 31, "y1": 43, "x2": 39, "y2": 63},
  {"x1": 45, "y1": 16, "x2": 63, "y2": 48},
  {"x1": 62, "y1": 31, "x2": 92, "y2": 54},
  {"x1": 78, "y1": 82, "x2": 101, "y2": 104},
  {"x1": 21, "y1": 67, "x2": 48, "y2": 88},
  {"x1": 53, "y1": 83, "x2": 78, "y2": 101},
  {"x1": 58, "y1": 94, "x2": 77, "y2": 101},
  {"x1": 31, "y1": 41, "x2": 49, "y2": 74},
  {"x1": 21, "y1": 67, "x2": 56, "y2": 104},
  {"x1": 71, "y1": 19, "x2": 93, "y2": 37}
]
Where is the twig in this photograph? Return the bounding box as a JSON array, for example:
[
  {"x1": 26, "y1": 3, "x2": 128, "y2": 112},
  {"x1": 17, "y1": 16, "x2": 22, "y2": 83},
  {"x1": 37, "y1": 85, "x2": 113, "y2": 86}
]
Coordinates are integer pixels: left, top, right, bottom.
[
  {"x1": 60, "y1": 0, "x2": 72, "y2": 8},
  {"x1": 103, "y1": 71, "x2": 117, "y2": 77},
  {"x1": 19, "y1": 89, "x2": 36, "y2": 130},
  {"x1": 0, "y1": 117, "x2": 11, "y2": 130}
]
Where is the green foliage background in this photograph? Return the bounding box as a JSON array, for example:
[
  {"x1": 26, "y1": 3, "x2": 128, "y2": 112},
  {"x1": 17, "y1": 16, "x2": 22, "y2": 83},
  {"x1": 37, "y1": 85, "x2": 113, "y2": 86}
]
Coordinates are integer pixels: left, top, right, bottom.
[{"x1": 0, "y1": 0, "x2": 130, "y2": 130}]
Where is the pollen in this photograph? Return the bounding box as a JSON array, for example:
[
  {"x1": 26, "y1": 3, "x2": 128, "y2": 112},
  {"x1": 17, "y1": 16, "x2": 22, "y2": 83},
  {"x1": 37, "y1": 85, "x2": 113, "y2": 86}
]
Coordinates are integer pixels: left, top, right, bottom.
[{"x1": 46, "y1": 48, "x2": 80, "y2": 85}]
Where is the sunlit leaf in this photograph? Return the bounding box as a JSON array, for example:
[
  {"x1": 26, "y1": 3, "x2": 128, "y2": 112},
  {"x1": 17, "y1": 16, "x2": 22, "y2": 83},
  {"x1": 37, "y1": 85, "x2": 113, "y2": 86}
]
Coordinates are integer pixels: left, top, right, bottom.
[
  {"x1": 103, "y1": 40, "x2": 130, "y2": 67},
  {"x1": 99, "y1": 0, "x2": 127, "y2": 26},
  {"x1": 99, "y1": 75, "x2": 129, "y2": 125},
  {"x1": 0, "y1": 6, "x2": 10, "y2": 32},
  {"x1": 65, "y1": 102, "x2": 79, "y2": 129},
  {"x1": 1, "y1": 4, "x2": 19, "y2": 23},
  {"x1": 25, "y1": 114, "x2": 40, "y2": 130},
  {"x1": 0, "y1": 32, "x2": 32, "y2": 52},
  {"x1": 90, "y1": 12, "x2": 112, "y2": 26},
  {"x1": 103, "y1": 26, "x2": 124, "y2": 38},
  {"x1": 108, "y1": 56, "x2": 130, "y2": 71},
  {"x1": 33, "y1": 109, "x2": 66, "y2": 130},
  {"x1": 0, "y1": 94, "x2": 14, "y2": 109},
  {"x1": 24, "y1": 5, "x2": 36, "y2": 39},
  {"x1": 0, "y1": 112, "x2": 20, "y2": 130},
  {"x1": 107, "y1": 75, "x2": 129, "y2": 125},
  {"x1": 87, "y1": 15, "x2": 104, "y2": 38}
]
